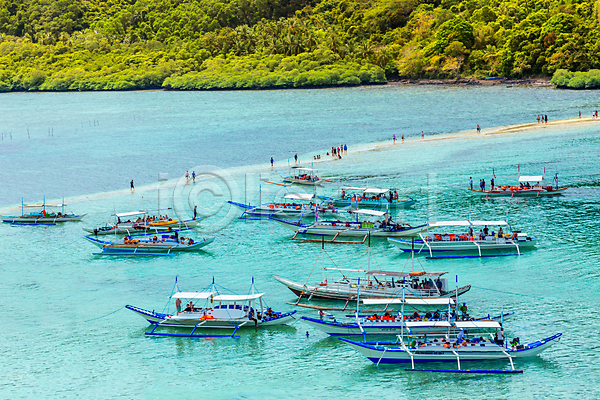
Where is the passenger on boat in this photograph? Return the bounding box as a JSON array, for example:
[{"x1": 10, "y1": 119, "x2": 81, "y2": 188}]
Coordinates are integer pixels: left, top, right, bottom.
[
  {"x1": 433, "y1": 310, "x2": 440, "y2": 319},
  {"x1": 498, "y1": 227, "x2": 504, "y2": 237},
  {"x1": 457, "y1": 329, "x2": 466, "y2": 343},
  {"x1": 495, "y1": 329, "x2": 505, "y2": 346},
  {"x1": 267, "y1": 308, "x2": 277, "y2": 318},
  {"x1": 341, "y1": 189, "x2": 345, "y2": 200},
  {"x1": 184, "y1": 302, "x2": 193, "y2": 312},
  {"x1": 483, "y1": 226, "x2": 489, "y2": 235},
  {"x1": 411, "y1": 311, "x2": 420, "y2": 320},
  {"x1": 175, "y1": 298, "x2": 182, "y2": 314},
  {"x1": 460, "y1": 303, "x2": 470, "y2": 320},
  {"x1": 248, "y1": 309, "x2": 258, "y2": 326},
  {"x1": 479, "y1": 230, "x2": 485, "y2": 240}
]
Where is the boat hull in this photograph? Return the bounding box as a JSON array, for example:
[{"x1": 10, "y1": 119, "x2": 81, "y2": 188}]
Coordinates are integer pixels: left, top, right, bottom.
[
  {"x1": 82, "y1": 219, "x2": 202, "y2": 235},
  {"x1": 126, "y1": 305, "x2": 296, "y2": 328},
  {"x1": 388, "y1": 237, "x2": 536, "y2": 254},
  {"x1": 85, "y1": 236, "x2": 215, "y2": 254},
  {"x1": 2, "y1": 215, "x2": 85, "y2": 223},
  {"x1": 340, "y1": 333, "x2": 562, "y2": 364},
  {"x1": 273, "y1": 275, "x2": 470, "y2": 301},
  {"x1": 274, "y1": 219, "x2": 428, "y2": 238},
  {"x1": 332, "y1": 199, "x2": 416, "y2": 209},
  {"x1": 467, "y1": 188, "x2": 567, "y2": 197}
]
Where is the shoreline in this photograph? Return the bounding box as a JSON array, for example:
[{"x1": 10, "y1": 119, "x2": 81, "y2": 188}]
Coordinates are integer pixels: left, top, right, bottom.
[
  {"x1": 1, "y1": 115, "x2": 597, "y2": 212},
  {"x1": 388, "y1": 77, "x2": 553, "y2": 87}
]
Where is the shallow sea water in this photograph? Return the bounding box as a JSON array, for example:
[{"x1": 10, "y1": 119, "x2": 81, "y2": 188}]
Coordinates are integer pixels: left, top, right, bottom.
[{"x1": 1, "y1": 86, "x2": 599, "y2": 399}]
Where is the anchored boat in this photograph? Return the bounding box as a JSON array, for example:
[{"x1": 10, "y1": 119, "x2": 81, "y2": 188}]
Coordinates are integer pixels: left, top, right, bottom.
[
  {"x1": 2, "y1": 197, "x2": 85, "y2": 225},
  {"x1": 127, "y1": 278, "x2": 297, "y2": 338},
  {"x1": 279, "y1": 166, "x2": 323, "y2": 186},
  {"x1": 326, "y1": 187, "x2": 416, "y2": 209},
  {"x1": 274, "y1": 209, "x2": 427, "y2": 243},
  {"x1": 388, "y1": 219, "x2": 536, "y2": 258},
  {"x1": 302, "y1": 297, "x2": 512, "y2": 337},
  {"x1": 468, "y1": 174, "x2": 567, "y2": 197},
  {"x1": 85, "y1": 228, "x2": 214, "y2": 255},
  {"x1": 83, "y1": 210, "x2": 204, "y2": 235}
]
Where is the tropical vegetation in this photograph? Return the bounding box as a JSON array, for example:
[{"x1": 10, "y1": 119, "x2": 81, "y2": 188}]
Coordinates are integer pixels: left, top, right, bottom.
[{"x1": 1, "y1": 0, "x2": 599, "y2": 91}]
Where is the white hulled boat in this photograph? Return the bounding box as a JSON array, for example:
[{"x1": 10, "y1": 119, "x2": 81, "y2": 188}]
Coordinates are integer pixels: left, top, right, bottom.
[
  {"x1": 274, "y1": 209, "x2": 427, "y2": 241},
  {"x1": 83, "y1": 210, "x2": 203, "y2": 235},
  {"x1": 2, "y1": 198, "x2": 85, "y2": 225},
  {"x1": 85, "y1": 228, "x2": 214, "y2": 255},
  {"x1": 327, "y1": 187, "x2": 416, "y2": 209},
  {"x1": 388, "y1": 220, "x2": 536, "y2": 258},
  {"x1": 126, "y1": 278, "x2": 296, "y2": 337},
  {"x1": 468, "y1": 174, "x2": 567, "y2": 197}
]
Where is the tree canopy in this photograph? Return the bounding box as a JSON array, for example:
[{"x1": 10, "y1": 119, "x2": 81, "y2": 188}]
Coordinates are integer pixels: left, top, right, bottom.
[{"x1": 0, "y1": 0, "x2": 598, "y2": 91}]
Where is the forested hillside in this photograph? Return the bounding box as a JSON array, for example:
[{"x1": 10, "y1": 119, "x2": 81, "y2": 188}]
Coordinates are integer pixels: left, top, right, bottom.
[{"x1": 0, "y1": 0, "x2": 599, "y2": 91}]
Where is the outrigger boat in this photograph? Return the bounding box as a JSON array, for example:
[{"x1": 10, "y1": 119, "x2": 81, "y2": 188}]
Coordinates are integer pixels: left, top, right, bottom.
[
  {"x1": 302, "y1": 297, "x2": 512, "y2": 337},
  {"x1": 2, "y1": 198, "x2": 85, "y2": 225},
  {"x1": 85, "y1": 228, "x2": 214, "y2": 255},
  {"x1": 83, "y1": 210, "x2": 204, "y2": 235},
  {"x1": 279, "y1": 166, "x2": 323, "y2": 186},
  {"x1": 126, "y1": 278, "x2": 297, "y2": 338},
  {"x1": 275, "y1": 271, "x2": 470, "y2": 302},
  {"x1": 228, "y1": 193, "x2": 340, "y2": 220},
  {"x1": 468, "y1": 174, "x2": 568, "y2": 197},
  {"x1": 388, "y1": 220, "x2": 536, "y2": 258},
  {"x1": 340, "y1": 312, "x2": 561, "y2": 373},
  {"x1": 275, "y1": 239, "x2": 470, "y2": 305},
  {"x1": 325, "y1": 187, "x2": 416, "y2": 209},
  {"x1": 274, "y1": 209, "x2": 427, "y2": 242}
]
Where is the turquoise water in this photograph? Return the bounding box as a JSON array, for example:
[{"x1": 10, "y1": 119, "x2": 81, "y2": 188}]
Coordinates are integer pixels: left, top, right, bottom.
[{"x1": 1, "y1": 86, "x2": 600, "y2": 399}]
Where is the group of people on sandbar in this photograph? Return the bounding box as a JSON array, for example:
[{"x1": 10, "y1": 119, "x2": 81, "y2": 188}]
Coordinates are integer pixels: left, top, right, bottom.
[{"x1": 537, "y1": 114, "x2": 548, "y2": 123}]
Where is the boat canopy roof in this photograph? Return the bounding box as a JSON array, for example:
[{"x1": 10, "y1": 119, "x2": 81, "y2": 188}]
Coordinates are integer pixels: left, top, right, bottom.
[
  {"x1": 284, "y1": 193, "x2": 315, "y2": 201},
  {"x1": 518, "y1": 175, "x2": 543, "y2": 182},
  {"x1": 428, "y1": 220, "x2": 508, "y2": 227},
  {"x1": 366, "y1": 270, "x2": 447, "y2": 278},
  {"x1": 171, "y1": 292, "x2": 264, "y2": 301},
  {"x1": 292, "y1": 166, "x2": 316, "y2": 171},
  {"x1": 362, "y1": 298, "x2": 455, "y2": 306},
  {"x1": 455, "y1": 320, "x2": 501, "y2": 329},
  {"x1": 341, "y1": 186, "x2": 367, "y2": 190},
  {"x1": 348, "y1": 209, "x2": 387, "y2": 217},
  {"x1": 115, "y1": 211, "x2": 146, "y2": 218},
  {"x1": 363, "y1": 188, "x2": 390, "y2": 194},
  {"x1": 406, "y1": 321, "x2": 452, "y2": 327}
]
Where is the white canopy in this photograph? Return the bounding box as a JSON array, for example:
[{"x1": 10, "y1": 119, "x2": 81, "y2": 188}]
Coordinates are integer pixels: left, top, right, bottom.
[
  {"x1": 405, "y1": 321, "x2": 452, "y2": 328},
  {"x1": 171, "y1": 292, "x2": 264, "y2": 301},
  {"x1": 362, "y1": 298, "x2": 455, "y2": 306},
  {"x1": 292, "y1": 167, "x2": 316, "y2": 171},
  {"x1": 115, "y1": 211, "x2": 146, "y2": 218},
  {"x1": 428, "y1": 220, "x2": 508, "y2": 227},
  {"x1": 455, "y1": 321, "x2": 501, "y2": 329},
  {"x1": 363, "y1": 188, "x2": 390, "y2": 194},
  {"x1": 518, "y1": 175, "x2": 543, "y2": 182},
  {"x1": 341, "y1": 186, "x2": 367, "y2": 191},
  {"x1": 348, "y1": 209, "x2": 387, "y2": 217},
  {"x1": 284, "y1": 193, "x2": 315, "y2": 201}
]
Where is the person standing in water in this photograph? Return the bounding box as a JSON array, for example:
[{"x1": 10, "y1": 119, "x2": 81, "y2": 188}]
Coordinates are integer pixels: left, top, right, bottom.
[
  {"x1": 294, "y1": 154, "x2": 298, "y2": 164},
  {"x1": 192, "y1": 171, "x2": 195, "y2": 183},
  {"x1": 470, "y1": 177, "x2": 473, "y2": 190},
  {"x1": 421, "y1": 131, "x2": 424, "y2": 139},
  {"x1": 270, "y1": 157, "x2": 274, "y2": 167},
  {"x1": 193, "y1": 206, "x2": 197, "y2": 220},
  {"x1": 130, "y1": 180, "x2": 134, "y2": 192},
  {"x1": 401, "y1": 134, "x2": 404, "y2": 143}
]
